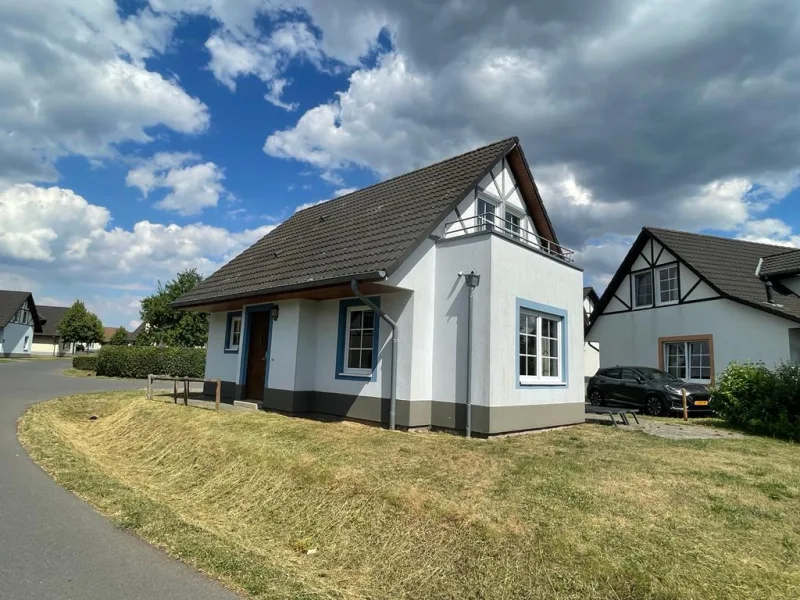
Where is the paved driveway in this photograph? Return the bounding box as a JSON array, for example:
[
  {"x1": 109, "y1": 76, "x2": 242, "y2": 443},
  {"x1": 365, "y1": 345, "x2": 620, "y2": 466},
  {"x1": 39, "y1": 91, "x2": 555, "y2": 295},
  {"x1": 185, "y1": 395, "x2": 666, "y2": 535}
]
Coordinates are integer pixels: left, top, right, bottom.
[{"x1": 0, "y1": 358, "x2": 240, "y2": 600}]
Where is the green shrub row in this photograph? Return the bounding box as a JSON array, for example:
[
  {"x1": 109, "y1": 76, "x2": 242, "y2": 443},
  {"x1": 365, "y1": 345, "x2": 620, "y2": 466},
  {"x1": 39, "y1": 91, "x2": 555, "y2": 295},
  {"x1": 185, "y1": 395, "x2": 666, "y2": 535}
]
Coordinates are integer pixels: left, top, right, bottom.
[
  {"x1": 711, "y1": 362, "x2": 800, "y2": 440},
  {"x1": 72, "y1": 355, "x2": 98, "y2": 371},
  {"x1": 96, "y1": 346, "x2": 206, "y2": 379}
]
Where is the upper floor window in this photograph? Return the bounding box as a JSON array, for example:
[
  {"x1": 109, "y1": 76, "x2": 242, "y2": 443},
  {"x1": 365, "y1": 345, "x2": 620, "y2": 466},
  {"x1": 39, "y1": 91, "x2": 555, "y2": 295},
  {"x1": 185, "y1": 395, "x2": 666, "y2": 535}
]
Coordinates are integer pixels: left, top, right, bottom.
[
  {"x1": 657, "y1": 265, "x2": 679, "y2": 304},
  {"x1": 505, "y1": 209, "x2": 523, "y2": 240},
  {"x1": 633, "y1": 271, "x2": 654, "y2": 308},
  {"x1": 477, "y1": 197, "x2": 497, "y2": 232},
  {"x1": 11, "y1": 302, "x2": 32, "y2": 325}
]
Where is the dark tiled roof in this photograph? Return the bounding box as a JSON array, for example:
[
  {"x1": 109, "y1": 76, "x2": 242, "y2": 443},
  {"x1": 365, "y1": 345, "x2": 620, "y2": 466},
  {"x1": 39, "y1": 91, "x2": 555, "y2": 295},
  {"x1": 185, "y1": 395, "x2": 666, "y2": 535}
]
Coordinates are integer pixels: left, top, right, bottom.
[
  {"x1": 760, "y1": 248, "x2": 800, "y2": 278},
  {"x1": 36, "y1": 305, "x2": 69, "y2": 336},
  {"x1": 176, "y1": 138, "x2": 528, "y2": 307},
  {"x1": 647, "y1": 228, "x2": 800, "y2": 322},
  {"x1": 0, "y1": 290, "x2": 43, "y2": 332}
]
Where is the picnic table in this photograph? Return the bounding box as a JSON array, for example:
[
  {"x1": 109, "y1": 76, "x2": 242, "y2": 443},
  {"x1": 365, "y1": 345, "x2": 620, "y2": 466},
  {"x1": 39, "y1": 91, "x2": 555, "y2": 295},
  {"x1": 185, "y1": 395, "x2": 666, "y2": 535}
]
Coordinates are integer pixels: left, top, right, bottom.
[{"x1": 585, "y1": 404, "x2": 640, "y2": 427}]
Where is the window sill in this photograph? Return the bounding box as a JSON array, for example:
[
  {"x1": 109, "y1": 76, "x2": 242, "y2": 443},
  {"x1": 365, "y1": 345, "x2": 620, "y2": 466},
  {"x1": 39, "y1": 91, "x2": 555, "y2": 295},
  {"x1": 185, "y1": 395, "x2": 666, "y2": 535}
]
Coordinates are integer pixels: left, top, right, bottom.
[
  {"x1": 519, "y1": 380, "x2": 567, "y2": 387},
  {"x1": 336, "y1": 371, "x2": 374, "y2": 382},
  {"x1": 223, "y1": 347, "x2": 239, "y2": 354}
]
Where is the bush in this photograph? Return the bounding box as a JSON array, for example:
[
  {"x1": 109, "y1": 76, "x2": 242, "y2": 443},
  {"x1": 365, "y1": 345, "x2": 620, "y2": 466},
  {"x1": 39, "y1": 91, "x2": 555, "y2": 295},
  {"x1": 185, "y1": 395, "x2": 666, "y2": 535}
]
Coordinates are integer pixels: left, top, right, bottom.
[
  {"x1": 711, "y1": 362, "x2": 800, "y2": 440},
  {"x1": 96, "y1": 346, "x2": 206, "y2": 379},
  {"x1": 72, "y1": 355, "x2": 97, "y2": 371}
]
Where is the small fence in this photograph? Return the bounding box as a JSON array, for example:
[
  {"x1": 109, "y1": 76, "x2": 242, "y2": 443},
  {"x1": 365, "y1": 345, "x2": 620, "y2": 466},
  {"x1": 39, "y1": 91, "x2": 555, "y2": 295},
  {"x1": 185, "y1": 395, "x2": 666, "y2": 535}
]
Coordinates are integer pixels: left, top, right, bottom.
[{"x1": 147, "y1": 375, "x2": 222, "y2": 411}]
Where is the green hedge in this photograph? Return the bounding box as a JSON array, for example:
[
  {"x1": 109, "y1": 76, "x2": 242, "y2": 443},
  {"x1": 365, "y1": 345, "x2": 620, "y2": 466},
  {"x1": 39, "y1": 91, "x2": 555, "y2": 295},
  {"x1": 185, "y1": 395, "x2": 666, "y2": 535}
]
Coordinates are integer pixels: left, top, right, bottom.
[
  {"x1": 96, "y1": 346, "x2": 206, "y2": 379},
  {"x1": 711, "y1": 362, "x2": 800, "y2": 440},
  {"x1": 72, "y1": 355, "x2": 97, "y2": 371}
]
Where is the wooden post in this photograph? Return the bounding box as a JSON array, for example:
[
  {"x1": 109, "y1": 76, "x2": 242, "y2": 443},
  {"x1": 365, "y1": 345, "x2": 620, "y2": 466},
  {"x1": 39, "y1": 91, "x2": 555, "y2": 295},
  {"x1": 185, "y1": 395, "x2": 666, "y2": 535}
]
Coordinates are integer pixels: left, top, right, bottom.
[
  {"x1": 215, "y1": 378, "x2": 221, "y2": 412},
  {"x1": 173, "y1": 379, "x2": 178, "y2": 403},
  {"x1": 147, "y1": 374, "x2": 152, "y2": 400},
  {"x1": 682, "y1": 388, "x2": 688, "y2": 422},
  {"x1": 183, "y1": 377, "x2": 189, "y2": 406}
]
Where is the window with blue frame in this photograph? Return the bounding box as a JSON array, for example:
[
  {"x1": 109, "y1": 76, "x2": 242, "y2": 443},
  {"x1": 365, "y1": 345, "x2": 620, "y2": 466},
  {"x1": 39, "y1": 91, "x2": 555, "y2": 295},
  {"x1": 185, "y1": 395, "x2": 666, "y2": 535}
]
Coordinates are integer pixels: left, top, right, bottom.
[
  {"x1": 517, "y1": 299, "x2": 567, "y2": 386},
  {"x1": 224, "y1": 312, "x2": 242, "y2": 353},
  {"x1": 336, "y1": 298, "x2": 380, "y2": 380}
]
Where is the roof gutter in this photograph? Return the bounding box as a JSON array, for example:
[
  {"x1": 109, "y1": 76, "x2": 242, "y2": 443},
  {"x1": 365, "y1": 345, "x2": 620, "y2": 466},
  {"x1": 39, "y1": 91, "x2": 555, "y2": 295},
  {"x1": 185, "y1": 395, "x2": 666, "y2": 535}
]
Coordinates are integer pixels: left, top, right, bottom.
[
  {"x1": 172, "y1": 270, "x2": 387, "y2": 310},
  {"x1": 350, "y1": 279, "x2": 398, "y2": 431}
]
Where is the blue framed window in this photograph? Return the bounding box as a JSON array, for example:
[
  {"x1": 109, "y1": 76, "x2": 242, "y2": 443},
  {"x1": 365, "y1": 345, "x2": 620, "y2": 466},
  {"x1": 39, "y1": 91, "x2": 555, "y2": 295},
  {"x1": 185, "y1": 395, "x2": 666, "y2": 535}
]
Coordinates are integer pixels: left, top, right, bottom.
[
  {"x1": 336, "y1": 297, "x2": 380, "y2": 381},
  {"x1": 516, "y1": 298, "x2": 568, "y2": 387},
  {"x1": 224, "y1": 311, "x2": 242, "y2": 353}
]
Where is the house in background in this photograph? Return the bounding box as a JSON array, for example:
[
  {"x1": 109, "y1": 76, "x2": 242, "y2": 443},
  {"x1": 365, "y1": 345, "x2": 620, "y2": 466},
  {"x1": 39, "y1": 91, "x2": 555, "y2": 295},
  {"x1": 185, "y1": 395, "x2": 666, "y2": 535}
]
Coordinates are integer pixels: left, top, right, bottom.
[
  {"x1": 175, "y1": 137, "x2": 585, "y2": 435},
  {"x1": 583, "y1": 287, "x2": 600, "y2": 379},
  {"x1": 587, "y1": 228, "x2": 800, "y2": 384},
  {"x1": 0, "y1": 291, "x2": 44, "y2": 357},
  {"x1": 32, "y1": 305, "x2": 72, "y2": 356}
]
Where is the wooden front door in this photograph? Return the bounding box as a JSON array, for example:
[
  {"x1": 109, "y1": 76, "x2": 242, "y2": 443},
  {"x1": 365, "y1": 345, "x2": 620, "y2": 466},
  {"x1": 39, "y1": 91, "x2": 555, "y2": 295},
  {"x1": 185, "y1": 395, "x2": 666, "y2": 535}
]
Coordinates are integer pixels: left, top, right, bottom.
[{"x1": 244, "y1": 311, "x2": 270, "y2": 401}]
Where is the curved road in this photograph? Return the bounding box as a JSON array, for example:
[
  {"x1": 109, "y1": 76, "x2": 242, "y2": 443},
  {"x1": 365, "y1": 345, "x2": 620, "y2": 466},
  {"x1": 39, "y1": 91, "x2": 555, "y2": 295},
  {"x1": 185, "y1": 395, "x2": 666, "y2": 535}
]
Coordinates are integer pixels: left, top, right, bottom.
[{"x1": 0, "y1": 359, "x2": 239, "y2": 600}]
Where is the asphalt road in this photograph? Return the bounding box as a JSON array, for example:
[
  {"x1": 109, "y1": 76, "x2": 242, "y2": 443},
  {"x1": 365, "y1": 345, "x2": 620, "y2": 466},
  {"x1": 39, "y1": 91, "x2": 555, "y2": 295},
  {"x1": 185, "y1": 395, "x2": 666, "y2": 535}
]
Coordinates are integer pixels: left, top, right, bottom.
[{"x1": 0, "y1": 358, "x2": 240, "y2": 600}]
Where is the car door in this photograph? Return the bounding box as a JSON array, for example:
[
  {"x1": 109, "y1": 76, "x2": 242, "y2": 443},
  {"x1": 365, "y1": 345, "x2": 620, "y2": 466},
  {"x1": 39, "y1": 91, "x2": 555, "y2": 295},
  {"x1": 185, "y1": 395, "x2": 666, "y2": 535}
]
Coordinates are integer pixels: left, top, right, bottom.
[
  {"x1": 599, "y1": 368, "x2": 622, "y2": 406},
  {"x1": 619, "y1": 368, "x2": 648, "y2": 408}
]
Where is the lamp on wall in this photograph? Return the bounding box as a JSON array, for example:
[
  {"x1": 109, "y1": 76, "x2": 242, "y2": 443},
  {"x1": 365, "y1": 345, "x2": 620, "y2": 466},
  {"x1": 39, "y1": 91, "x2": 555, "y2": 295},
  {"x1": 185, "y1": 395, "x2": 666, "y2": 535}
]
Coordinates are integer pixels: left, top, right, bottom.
[{"x1": 270, "y1": 305, "x2": 280, "y2": 321}]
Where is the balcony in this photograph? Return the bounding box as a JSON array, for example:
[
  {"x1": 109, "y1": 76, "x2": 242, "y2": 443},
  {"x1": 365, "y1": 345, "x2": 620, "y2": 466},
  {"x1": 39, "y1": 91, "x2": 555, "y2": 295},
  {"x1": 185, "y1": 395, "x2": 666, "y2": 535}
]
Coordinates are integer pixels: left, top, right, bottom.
[{"x1": 442, "y1": 215, "x2": 576, "y2": 263}]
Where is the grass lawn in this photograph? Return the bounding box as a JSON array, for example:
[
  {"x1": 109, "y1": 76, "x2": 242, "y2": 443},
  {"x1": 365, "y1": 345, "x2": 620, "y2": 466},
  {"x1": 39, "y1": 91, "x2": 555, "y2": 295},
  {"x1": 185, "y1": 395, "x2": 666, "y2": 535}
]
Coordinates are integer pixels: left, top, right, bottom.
[
  {"x1": 18, "y1": 393, "x2": 800, "y2": 600},
  {"x1": 62, "y1": 368, "x2": 96, "y2": 377}
]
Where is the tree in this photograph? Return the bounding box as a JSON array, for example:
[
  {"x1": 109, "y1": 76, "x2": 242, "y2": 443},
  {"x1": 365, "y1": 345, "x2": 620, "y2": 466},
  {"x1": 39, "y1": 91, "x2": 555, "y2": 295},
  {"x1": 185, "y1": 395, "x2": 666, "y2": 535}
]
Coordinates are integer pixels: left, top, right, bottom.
[
  {"x1": 58, "y1": 301, "x2": 105, "y2": 348},
  {"x1": 109, "y1": 326, "x2": 129, "y2": 346},
  {"x1": 139, "y1": 269, "x2": 209, "y2": 347}
]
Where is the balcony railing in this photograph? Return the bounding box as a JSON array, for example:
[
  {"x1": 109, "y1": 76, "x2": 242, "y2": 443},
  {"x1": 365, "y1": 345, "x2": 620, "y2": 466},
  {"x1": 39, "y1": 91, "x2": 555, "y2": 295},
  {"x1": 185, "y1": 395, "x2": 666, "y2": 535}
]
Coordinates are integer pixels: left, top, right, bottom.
[{"x1": 442, "y1": 215, "x2": 575, "y2": 263}]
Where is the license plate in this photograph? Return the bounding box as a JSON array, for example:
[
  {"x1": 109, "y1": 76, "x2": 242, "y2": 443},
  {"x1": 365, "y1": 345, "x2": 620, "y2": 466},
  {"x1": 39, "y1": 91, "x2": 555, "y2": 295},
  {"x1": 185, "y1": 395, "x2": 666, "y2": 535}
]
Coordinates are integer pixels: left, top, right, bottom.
[{"x1": 694, "y1": 400, "x2": 709, "y2": 406}]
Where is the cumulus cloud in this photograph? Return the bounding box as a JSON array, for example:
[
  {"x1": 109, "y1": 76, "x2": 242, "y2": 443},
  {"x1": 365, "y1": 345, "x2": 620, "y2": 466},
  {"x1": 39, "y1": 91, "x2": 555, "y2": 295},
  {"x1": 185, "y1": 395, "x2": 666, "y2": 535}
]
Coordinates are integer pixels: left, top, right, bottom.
[
  {"x1": 0, "y1": 1, "x2": 208, "y2": 186},
  {"x1": 126, "y1": 152, "x2": 227, "y2": 215}
]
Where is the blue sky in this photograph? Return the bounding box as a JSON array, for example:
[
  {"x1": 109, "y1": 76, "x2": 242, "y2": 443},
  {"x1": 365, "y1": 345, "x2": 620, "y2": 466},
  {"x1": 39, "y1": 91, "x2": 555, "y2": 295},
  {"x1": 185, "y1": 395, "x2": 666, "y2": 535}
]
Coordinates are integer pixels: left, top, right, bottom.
[{"x1": 0, "y1": 1, "x2": 798, "y2": 328}]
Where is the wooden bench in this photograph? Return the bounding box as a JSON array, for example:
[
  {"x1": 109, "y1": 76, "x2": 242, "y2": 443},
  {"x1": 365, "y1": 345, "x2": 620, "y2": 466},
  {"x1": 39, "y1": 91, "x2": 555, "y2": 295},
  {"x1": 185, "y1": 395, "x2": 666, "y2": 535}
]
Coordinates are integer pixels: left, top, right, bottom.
[{"x1": 585, "y1": 404, "x2": 640, "y2": 427}]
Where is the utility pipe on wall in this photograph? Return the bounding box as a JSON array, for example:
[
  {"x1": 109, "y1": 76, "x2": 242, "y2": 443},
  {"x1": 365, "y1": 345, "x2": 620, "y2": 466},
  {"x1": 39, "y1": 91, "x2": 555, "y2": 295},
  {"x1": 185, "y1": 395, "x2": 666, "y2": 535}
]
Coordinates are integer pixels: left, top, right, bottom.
[{"x1": 350, "y1": 280, "x2": 399, "y2": 430}]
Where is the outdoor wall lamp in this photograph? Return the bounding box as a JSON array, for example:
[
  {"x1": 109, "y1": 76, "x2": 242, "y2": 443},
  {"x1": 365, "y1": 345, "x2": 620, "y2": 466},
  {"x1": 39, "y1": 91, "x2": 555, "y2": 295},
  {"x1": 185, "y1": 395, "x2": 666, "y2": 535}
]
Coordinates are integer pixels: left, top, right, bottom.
[{"x1": 270, "y1": 305, "x2": 280, "y2": 321}]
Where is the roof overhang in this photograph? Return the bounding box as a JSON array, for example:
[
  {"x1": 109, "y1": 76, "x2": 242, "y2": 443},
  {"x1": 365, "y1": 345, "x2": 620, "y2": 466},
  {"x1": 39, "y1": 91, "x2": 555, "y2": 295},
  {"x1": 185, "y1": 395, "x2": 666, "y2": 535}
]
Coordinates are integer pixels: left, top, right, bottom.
[{"x1": 173, "y1": 271, "x2": 391, "y2": 312}]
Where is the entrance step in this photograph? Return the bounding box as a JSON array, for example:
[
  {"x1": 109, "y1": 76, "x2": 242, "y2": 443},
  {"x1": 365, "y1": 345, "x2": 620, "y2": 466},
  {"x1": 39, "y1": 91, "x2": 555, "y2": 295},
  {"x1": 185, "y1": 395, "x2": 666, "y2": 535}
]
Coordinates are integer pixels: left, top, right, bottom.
[{"x1": 234, "y1": 400, "x2": 259, "y2": 410}]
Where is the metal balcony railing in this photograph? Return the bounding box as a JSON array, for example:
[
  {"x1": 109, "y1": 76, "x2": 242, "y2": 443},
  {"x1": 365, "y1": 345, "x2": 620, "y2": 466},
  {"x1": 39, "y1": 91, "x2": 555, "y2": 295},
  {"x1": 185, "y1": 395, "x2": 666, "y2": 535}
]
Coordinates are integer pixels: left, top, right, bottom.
[{"x1": 443, "y1": 215, "x2": 575, "y2": 262}]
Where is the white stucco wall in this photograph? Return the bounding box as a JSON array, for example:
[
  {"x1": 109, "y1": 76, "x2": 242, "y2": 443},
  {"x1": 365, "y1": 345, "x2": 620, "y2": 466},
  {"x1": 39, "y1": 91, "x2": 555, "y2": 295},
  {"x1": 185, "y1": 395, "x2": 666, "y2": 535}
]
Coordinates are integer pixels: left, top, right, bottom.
[
  {"x1": 589, "y1": 298, "x2": 797, "y2": 375},
  {"x1": 204, "y1": 311, "x2": 241, "y2": 382},
  {"x1": 0, "y1": 322, "x2": 33, "y2": 355},
  {"x1": 584, "y1": 342, "x2": 600, "y2": 378},
  {"x1": 432, "y1": 235, "x2": 492, "y2": 406},
  {"x1": 488, "y1": 236, "x2": 584, "y2": 407}
]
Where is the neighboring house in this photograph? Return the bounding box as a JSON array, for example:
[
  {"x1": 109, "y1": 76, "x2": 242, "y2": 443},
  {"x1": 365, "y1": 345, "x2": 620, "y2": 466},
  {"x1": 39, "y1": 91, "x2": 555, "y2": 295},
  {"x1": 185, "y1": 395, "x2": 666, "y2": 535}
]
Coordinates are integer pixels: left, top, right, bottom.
[
  {"x1": 583, "y1": 287, "x2": 600, "y2": 379},
  {"x1": 32, "y1": 305, "x2": 72, "y2": 356},
  {"x1": 0, "y1": 291, "x2": 44, "y2": 357},
  {"x1": 174, "y1": 137, "x2": 585, "y2": 435},
  {"x1": 128, "y1": 322, "x2": 147, "y2": 344},
  {"x1": 587, "y1": 228, "x2": 800, "y2": 385}
]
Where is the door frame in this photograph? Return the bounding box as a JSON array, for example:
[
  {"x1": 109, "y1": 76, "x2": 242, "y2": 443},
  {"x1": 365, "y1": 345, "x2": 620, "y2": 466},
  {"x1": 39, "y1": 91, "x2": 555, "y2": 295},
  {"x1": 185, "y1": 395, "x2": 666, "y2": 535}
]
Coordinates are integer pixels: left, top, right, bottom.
[{"x1": 238, "y1": 303, "x2": 276, "y2": 393}]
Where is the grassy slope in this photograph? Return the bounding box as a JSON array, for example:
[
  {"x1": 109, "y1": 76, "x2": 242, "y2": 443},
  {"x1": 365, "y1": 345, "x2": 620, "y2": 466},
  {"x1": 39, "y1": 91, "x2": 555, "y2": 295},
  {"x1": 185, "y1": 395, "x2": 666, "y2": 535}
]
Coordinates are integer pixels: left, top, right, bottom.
[{"x1": 18, "y1": 393, "x2": 800, "y2": 600}]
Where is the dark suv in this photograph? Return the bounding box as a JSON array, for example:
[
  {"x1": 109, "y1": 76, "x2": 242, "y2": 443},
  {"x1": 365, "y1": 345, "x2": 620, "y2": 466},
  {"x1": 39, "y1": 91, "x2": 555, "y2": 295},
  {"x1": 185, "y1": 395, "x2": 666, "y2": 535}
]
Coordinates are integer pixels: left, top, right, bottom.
[{"x1": 586, "y1": 367, "x2": 712, "y2": 416}]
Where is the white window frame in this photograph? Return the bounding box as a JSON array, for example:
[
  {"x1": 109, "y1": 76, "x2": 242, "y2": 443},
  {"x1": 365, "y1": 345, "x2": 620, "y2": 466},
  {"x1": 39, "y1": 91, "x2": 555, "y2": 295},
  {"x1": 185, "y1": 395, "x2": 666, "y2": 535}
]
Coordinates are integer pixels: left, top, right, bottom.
[
  {"x1": 476, "y1": 195, "x2": 499, "y2": 232},
  {"x1": 633, "y1": 271, "x2": 654, "y2": 309},
  {"x1": 664, "y1": 340, "x2": 712, "y2": 383},
  {"x1": 656, "y1": 264, "x2": 679, "y2": 305},
  {"x1": 504, "y1": 207, "x2": 526, "y2": 241},
  {"x1": 227, "y1": 316, "x2": 242, "y2": 350},
  {"x1": 519, "y1": 309, "x2": 564, "y2": 386},
  {"x1": 343, "y1": 305, "x2": 375, "y2": 377}
]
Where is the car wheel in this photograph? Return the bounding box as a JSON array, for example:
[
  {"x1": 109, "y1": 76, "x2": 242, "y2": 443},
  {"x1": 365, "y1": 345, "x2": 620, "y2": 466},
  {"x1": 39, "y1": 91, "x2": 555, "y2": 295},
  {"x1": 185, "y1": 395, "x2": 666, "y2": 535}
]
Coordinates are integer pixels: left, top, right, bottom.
[
  {"x1": 588, "y1": 389, "x2": 604, "y2": 406},
  {"x1": 645, "y1": 395, "x2": 664, "y2": 417}
]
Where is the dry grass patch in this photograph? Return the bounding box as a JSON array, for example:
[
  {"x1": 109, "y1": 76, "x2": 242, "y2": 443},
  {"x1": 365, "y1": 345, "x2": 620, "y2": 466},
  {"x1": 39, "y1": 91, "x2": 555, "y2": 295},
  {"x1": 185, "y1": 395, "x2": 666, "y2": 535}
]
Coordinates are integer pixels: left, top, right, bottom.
[{"x1": 19, "y1": 392, "x2": 800, "y2": 600}]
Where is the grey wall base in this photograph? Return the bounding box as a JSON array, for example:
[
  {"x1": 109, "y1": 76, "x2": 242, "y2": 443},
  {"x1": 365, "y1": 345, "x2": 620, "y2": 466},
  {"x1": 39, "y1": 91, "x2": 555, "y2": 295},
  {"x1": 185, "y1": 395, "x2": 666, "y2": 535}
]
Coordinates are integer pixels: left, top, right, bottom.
[
  {"x1": 204, "y1": 381, "x2": 584, "y2": 434},
  {"x1": 1, "y1": 352, "x2": 32, "y2": 358}
]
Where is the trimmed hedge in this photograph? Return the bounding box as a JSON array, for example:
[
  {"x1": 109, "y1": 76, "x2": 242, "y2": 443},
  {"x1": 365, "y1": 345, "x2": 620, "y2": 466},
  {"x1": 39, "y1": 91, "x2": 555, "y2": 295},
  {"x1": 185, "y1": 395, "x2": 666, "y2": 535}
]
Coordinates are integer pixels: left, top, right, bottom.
[
  {"x1": 72, "y1": 355, "x2": 97, "y2": 371},
  {"x1": 711, "y1": 362, "x2": 800, "y2": 440},
  {"x1": 96, "y1": 346, "x2": 206, "y2": 379}
]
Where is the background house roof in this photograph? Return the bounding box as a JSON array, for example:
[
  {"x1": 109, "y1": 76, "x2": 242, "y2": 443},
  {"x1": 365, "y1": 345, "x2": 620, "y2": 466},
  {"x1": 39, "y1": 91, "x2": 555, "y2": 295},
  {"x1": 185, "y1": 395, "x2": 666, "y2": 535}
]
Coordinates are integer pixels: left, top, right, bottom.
[
  {"x1": 36, "y1": 305, "x2": 69, "y2": 336},
  {"x1": 590, "y1": 228, "x2": 800, "y2": 329},
  {"x1": 760, "y1": 248, "x2": 800, "y2": 278},
  {"x1": 0, "y1": 290, "x2": 43, "y2": 332},
  {"x1": 175, "y1": 137, "x2": 561, "y2": 308}
]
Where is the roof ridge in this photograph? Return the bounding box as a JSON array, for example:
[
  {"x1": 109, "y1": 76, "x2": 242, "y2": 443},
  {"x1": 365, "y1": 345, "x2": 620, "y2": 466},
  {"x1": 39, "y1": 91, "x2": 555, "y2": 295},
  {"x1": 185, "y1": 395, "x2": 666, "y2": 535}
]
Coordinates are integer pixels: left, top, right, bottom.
[
  {"x1": 645, "y1": 226, "x2": 797, "y2": 251},
  {"x1": 295, "y1": 137, "x2": 517, "y2": 214}
]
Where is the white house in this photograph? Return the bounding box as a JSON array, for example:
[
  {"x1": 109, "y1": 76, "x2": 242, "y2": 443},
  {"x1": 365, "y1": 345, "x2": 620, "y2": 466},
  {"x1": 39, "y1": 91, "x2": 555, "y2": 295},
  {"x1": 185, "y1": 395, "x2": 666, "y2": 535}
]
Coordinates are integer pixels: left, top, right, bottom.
[
  {"x1": 587, "y1": 228, "x2": 800, "y2": 384},
  {"x1": 175, "y1": 137, "x2": 585, "y2": 435},
  {"x1": 583, "y1": 287, "x2": 600, "y2": 380},
  {"x1": 0, "y1": 291, "x2": 44, "y2": 357}
]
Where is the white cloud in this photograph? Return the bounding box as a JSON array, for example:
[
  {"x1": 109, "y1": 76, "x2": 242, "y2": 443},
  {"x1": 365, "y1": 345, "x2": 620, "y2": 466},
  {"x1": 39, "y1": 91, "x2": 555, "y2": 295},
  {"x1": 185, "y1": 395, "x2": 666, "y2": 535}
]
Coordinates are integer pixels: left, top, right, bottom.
[
  {"x1": 126, "y1": 153, "x2": 226, "y2": 215},
  {"x1": 0, "y1": 1, "x2": 208, "y2": 186},
  {"x1": 334, "y1": 187, "x2": 357, "y2": 197}
]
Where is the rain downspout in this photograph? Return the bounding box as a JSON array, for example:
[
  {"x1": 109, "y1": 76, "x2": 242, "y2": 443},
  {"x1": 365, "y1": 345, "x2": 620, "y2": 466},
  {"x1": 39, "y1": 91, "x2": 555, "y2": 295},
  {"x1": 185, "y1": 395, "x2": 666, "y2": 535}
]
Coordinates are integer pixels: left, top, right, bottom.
[
  {"x1": 350, "y1": 279, "x2": 398, "y2": 431},
  {"x1": 460, "y1": 271, "x2": 481, "y2": 438}
]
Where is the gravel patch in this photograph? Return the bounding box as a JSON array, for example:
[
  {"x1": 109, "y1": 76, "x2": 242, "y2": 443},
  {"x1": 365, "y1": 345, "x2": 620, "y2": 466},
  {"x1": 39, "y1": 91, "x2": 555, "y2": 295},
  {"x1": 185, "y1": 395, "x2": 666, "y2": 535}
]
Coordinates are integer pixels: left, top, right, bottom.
[{"x1": 636, "y1": 419, "x2": 744, "y2": 440}]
